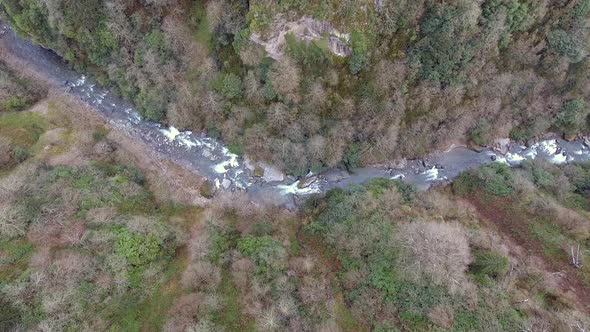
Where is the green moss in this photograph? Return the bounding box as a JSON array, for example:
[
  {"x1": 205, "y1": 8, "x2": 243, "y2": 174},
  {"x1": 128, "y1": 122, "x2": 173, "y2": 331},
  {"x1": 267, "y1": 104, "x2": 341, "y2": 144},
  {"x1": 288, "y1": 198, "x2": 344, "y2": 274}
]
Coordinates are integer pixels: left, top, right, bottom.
[{"x1": 343, "y1": 143, "x2": 361, "y2": 170}]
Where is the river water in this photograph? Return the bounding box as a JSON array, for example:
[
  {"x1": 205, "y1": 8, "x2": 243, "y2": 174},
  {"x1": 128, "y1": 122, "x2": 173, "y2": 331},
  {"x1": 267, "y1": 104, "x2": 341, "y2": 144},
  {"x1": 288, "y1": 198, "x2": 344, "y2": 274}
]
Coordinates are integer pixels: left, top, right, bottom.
[{"x1": 2, "y1": 21, "x2": 590, "y2": 206}]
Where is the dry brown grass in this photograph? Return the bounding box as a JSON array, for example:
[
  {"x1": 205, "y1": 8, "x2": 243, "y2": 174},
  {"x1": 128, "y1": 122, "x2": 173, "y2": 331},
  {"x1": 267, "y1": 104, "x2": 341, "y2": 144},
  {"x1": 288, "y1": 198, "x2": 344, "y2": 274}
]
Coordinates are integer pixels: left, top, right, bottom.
[
  {"x1": 396, "y1": 221, "x2": 472, "y2": 292},
  {"x1": 163, "y1": 293, "x2": 203, "y2": 332}
]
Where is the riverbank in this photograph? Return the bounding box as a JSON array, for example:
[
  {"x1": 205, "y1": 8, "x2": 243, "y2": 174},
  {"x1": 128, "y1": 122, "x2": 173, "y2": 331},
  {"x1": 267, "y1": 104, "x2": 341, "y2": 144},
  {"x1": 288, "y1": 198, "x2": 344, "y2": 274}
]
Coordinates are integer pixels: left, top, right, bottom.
[{"x1": 3, "y1": 20, "x2": 590, "y2": 208}]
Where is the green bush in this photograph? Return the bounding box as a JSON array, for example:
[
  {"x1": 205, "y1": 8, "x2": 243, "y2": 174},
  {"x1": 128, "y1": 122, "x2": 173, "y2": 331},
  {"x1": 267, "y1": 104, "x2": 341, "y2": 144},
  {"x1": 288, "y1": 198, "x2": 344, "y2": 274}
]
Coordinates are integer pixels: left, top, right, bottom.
[
  {"x1": 479, "y1": 163, "x2": 515, "y2": 196},
  {"x1": 247, "y1": 4, "x2": 273, "y2": 32},
  {"x1": 469, "y1": 249, "x2": 510, "y2": 284},
  {"x1": 554, "y1": 99, "x2": 588, "y2": 136},
  {"x1": 0, "y1": 298, "x2": 22, "y2": 332},
  {"x1": 364, "y1": 178, "x2": 416, "y2": 202},
  {"x1": 208, "y1": 228, "x2": 236, "y2": 263},
  {"x1": 263, "y1": 81, "x2": 277, "y2": 101},
  {"x1": 348, "y1": 31, "x2": 369, "y2": 74},
  {"x1": 573, "y1": 0, "x2": 590, "y2": 20},
  {"x1": 1, "y1": 0, "x2": 54, "y2": 45},
  {"x1": 13, "y1": 146, "x2": 30, "y2": 163},
  {"x1": 565, "y1": 163, "x2": 590, "y2": 187},
  {"x1": 115, "y1": 228, "x2": 163, "y2": 267},
  {"x1": 285, "y1": 33, "x2": 329, "y2": 71},
  {"x1": 454, "y1": 163, "x2": 515, "y2": 197},
  {"x1": 145, "y1": 29, "x2": 169, "y2": 60},
  {"x1": 483, "y1": 0, "x2": 531, "y2": 33},
  {"x1": 547, "y1": 29, "x2": 585, "y2": 62},
  {"x1": 227, "y1": 142, "x2": 244, "y2": 155},
  {"x1": 237, "y1": 235, "x2": 285, "y2": 278},
  {"x1": 80, "y1": 21, "x2": 118, "y2": 66},
  {"x1": 1, "y1": 96, "x2": 28, "y2": 112},
  {"x1": 469, "y1": 120, "x2": 492, "y2": 146},
  {"x1": 509, "y1": 125, "x2": 533, "y2": 142},
  {"x1": 92, "y1": 161, "x2": 145, "y2": 185},
  {"x1": 137, "y1": 88, "x2": 167, "y2": 121},
  {"x1": 117, "y1": 191, "x2": 157, "y2": 215},
  {"x1": 348, "y1": 53, "x2": 368, "y2": 75},
  {"x1": 369, "y1": 259, "x2": 399, "y2": 300},
  {"x1": 410, "y1": 3, "x2": 476, "y2": 86},
  {"x1": 220, "y1": 73, "x2": 243, "y2": 100},
  {"x1": 343, "y1": 143, "x2": 361, "y2": 171},
  {"x1": 531, "y1": 167, "x2": 554, "y2": 188}
]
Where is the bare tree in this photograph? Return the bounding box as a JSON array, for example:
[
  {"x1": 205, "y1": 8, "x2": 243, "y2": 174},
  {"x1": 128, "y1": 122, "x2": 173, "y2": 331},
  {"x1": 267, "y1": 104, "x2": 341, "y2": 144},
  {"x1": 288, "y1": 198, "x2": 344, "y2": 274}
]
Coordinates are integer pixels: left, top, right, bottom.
[{"x1": 571, "y1": 244, "x2": 583, "y2": 269}]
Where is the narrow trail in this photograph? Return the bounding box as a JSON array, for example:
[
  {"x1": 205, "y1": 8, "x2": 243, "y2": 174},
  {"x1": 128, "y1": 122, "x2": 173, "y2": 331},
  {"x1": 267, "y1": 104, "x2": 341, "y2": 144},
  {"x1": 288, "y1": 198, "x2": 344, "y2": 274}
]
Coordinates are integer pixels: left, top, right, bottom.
[{"x1": 469, "y1": 196, "x2": 590, "y2": 313}]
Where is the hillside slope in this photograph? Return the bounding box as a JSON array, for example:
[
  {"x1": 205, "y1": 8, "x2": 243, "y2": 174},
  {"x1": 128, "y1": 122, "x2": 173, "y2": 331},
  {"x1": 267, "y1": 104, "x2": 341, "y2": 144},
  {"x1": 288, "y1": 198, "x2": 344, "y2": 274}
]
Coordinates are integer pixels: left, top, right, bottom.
[
  {"x1": 1, "y1": 57, "x2": 590, "y2": 331},
  {"x1": 2, "y1": 0, "x2": 590, "y2": 175}
]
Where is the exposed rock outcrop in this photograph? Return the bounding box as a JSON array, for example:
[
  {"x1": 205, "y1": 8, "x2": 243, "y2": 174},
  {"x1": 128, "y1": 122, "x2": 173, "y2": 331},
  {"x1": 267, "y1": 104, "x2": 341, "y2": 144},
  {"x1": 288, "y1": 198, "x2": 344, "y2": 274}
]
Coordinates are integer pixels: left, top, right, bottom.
[{"x1": 250, "y1": 15, "x2": 352, "y2": 60}]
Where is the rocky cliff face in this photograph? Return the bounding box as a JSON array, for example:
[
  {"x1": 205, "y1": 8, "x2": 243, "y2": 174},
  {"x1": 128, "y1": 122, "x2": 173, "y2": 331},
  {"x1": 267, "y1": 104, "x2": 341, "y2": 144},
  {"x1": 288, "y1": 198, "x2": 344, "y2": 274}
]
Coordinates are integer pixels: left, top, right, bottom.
[{"x1": 250, "y1": 15, "x2": 351, "y2": 59}]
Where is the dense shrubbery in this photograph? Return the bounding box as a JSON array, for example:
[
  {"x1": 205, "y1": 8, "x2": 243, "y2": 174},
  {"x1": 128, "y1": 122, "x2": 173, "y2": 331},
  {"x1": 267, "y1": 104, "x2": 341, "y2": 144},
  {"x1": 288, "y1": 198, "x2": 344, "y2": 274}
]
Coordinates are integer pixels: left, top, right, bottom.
[
  {"x1": 2, "y1": 100, "x2": 590, "y2": 330},
  {"x1": 0, "y1": 118, "x2": 186, "y2": 329},
  {"x1": 454, "y1": 163, "x2": 515, "y2": 197},
  {"x1": 304, "y1": 178, "x2": 536, "y2": 330},
  {"x1": 115, "y1": 228, "x2": 165, "y2": 267},
  {"x1": 469, "y1": 249, "x2": 510, "y2": 284},
  {"x1": 554, "y1": 99, "x2": 589, "y2": 136},
  {"x1": 0, "y1": 107, "x2": 185, "y2": 329},
  {"x1": 410, "y1": 2, "x2": 477, "y2": 86}
]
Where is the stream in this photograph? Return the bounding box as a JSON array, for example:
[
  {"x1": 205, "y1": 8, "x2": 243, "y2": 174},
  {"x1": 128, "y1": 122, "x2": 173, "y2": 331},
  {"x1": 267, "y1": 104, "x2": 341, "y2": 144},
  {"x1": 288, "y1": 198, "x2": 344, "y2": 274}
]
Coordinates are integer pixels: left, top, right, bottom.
[{"x1": 3, "y1": 20, "x2": 590, "y2": 207}]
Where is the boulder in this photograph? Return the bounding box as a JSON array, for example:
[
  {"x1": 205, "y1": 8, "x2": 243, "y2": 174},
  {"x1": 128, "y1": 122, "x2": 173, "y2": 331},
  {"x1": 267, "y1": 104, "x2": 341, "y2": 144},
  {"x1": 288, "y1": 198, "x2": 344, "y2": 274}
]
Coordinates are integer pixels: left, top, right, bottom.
[
  {"x1": 297, "y1": 176, "x2": 317, "y2": 189},
  {"x1": 564, "y1": 132, "x2": 578, "y2": 142},
  {"x1": 493, "y1": 138, "x2": 510, "y2": 155},
  {"x1": 324, "y1": 169, "x2": 350, "y2": 182},
  {"x1": 391, "y1": 158, "x2": 408, "y2": 169},
  {"x1": 261, "y1": 163, "x2": 284, "y2": 182}
]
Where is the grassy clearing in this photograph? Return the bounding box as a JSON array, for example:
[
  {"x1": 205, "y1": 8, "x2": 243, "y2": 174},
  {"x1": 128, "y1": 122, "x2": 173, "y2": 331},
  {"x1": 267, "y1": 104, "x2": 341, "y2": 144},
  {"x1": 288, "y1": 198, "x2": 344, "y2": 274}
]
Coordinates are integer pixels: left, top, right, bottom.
[
  {"x1": 0, "y1": 239, "x2": 34, "y2": 283},
  {"x1": 0, "y1": 111, "x2": 46, "y2": 147},
  {"x1": 0, "y1": 61, "x2": 45, "y2": 112}
]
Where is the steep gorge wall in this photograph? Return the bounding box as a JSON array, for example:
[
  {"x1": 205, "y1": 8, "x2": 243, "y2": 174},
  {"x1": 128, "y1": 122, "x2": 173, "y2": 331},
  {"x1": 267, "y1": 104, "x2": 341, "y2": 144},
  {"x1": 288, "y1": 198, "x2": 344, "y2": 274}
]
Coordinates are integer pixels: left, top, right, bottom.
[{"x1": 2, "y1": 0, "x2": 590, "y2": 175}]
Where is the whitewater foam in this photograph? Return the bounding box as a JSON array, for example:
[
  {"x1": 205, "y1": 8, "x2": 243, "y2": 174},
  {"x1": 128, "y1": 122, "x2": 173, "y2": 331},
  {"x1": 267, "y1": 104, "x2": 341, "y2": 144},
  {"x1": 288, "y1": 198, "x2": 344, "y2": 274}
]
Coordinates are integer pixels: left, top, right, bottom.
[{"x1": 161, "y1": 127, "x2": 180, "y2": 141}]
